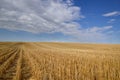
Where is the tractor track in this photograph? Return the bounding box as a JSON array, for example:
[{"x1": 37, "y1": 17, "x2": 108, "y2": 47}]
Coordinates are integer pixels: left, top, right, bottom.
[
  {"x1": 0, "y1": 48, "x2": 18, "y2": 65},
  {"x1": 0, "y1": 47, "x2": 20, "y2": 80},
  {"x1": 22, "y1": 52, "x2": 32, "y2": 80},
  {"x1": 0, "y1": 45, "x2": 33, "y2": 80}
]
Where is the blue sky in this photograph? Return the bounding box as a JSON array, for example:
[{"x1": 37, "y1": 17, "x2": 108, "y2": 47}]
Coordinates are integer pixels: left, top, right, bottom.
[{"x1": 0, "y1": 0, "x2": 120, "y2": 43}]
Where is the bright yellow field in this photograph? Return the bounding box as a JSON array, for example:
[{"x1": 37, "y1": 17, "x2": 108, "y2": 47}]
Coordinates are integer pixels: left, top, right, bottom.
[{"x1": 0, "y1": 42, "x2": 120, "y2": 80}]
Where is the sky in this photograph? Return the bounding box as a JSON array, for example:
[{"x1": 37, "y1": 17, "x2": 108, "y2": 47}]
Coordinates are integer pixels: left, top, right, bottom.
[{"x1": 0, "y1": 0, "x2": 120, "y2": 43}]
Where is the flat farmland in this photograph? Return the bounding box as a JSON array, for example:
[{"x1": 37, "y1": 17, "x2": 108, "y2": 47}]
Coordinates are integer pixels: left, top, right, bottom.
[{"x1": 0, "y1": 42, "x2": 120, "y2": 80}]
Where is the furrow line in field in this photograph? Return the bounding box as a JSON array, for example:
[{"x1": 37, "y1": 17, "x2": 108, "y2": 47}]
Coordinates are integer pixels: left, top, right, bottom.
[
  {"x1": 0, "y1": 47, "x2": 20, "y2": 80},
  {"x1": 22, "y1": 51, "x2": 32, "y2": 80},
  {"x1": 13, "y1": 49, "x2": 22, "y2": 80},
  {"x1": 0, "y1": 48, "x2": 18, "y2": 65},
  {"x1": 24, "y1": 50, "x2": 40, "y2": 80},
  {"x1": 0, "y1": 47, "x2": 15, "y2": 57}
]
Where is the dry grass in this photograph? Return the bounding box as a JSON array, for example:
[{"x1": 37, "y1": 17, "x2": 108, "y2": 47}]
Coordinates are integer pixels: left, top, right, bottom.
[{"x1": 0, "y1": 42, "x2": 120, "y2": 80}]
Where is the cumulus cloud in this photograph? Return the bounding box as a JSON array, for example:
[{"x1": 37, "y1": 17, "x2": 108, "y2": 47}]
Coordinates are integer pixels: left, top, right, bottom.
[
  {"x1": 103, "y1": 11, "x2": 120, "y2": 17},
  {"x1": 0, "y1": 0, "x2": 113, "y2": 42},
  {"x1": 0, "y1": 0, "x2": 82, "y2": 33}
]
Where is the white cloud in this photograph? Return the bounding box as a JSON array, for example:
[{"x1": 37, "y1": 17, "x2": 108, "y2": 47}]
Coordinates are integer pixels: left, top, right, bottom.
[
  {"x1": 0, "y1": 0, "x2": 113, "y2": 42},
  {"x1": 103, "y1": 11, "x2": 120, "y2": 17},
  {"x1": 107, "y1": 19, "x2": 115, "y2": 23},
  {"x1": 0, "y1": 0, "x2": 83, "y2": 33},
  {"x1": 88, "y1": 26, "x2": 112, "y2": 32}
]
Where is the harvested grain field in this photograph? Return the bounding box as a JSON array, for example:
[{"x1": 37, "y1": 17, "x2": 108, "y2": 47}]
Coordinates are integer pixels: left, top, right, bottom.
[{"x1": 0, "y1": 42, "x2": 120, "y2": 80}]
